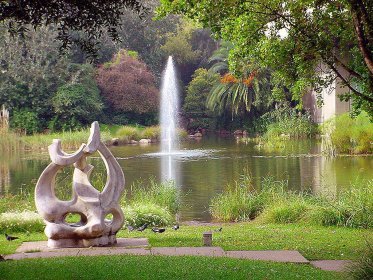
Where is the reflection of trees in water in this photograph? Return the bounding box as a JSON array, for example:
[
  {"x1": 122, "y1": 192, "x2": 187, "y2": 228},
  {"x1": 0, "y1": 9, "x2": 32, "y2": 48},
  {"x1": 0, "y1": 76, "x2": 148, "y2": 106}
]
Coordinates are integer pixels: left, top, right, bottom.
[{"x1": 0, "y1": 161, "x2": 10, "y2": 193}]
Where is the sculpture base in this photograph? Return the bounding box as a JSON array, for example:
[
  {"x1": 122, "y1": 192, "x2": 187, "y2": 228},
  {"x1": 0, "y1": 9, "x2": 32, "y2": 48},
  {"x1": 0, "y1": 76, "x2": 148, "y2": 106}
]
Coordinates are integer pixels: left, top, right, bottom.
[{"x1": 48, "y1": 235, "x2": 117, "y2": 248}]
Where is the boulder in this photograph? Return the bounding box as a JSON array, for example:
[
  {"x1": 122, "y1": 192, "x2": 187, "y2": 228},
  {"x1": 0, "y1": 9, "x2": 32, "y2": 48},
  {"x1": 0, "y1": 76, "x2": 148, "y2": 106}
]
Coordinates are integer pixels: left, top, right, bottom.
[
  {"x1": 130, "y1": 140, "x2": 138, "y2": 144},
  {"x1": 111, "y1": 138, "x2": 120, "y2": 146},
  {"x1": 139, "y1": 139, "x2": 151, "y2": 145}
]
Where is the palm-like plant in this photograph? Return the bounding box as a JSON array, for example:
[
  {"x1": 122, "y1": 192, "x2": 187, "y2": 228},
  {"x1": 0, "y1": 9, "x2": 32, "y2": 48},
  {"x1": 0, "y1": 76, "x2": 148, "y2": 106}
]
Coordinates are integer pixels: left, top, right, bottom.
[{"x1": 207, "y1": 41, "x2": 268, "y2": 115}]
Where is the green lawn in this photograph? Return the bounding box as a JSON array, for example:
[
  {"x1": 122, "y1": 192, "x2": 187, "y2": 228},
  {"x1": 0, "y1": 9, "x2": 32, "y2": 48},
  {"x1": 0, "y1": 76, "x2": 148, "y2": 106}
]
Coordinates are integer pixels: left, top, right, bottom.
[
  {"x1": 0, "y1": 255, "x2": 344, "y2": 280},
  {"x1": 1, "y1": 222, "x2": 368, "y2": 279},
  {"x1": 118, "y1": 222, "x2": 371, "y2": 260},
  {"x1": 1, "y1": 222, "x2": 371, "y2": 261}
]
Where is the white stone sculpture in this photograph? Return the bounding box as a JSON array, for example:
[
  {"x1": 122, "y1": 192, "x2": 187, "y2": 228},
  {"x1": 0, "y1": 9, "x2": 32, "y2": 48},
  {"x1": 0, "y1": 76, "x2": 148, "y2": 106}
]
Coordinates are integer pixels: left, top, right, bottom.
[{"x1": 35, "y1": 122, "x2": 125, "y2": 248}]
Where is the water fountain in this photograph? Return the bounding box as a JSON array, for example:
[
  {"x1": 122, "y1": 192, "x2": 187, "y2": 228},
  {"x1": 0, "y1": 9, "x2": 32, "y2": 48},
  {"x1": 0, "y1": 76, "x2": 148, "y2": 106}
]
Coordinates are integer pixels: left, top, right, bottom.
[
  {"x1": 159, "y1": 56, "x2": 180, "y2": 182},
  {"x1": 146, "y1": 56, "x2": 213, "y2": 184},
  {"x1": 160, "y1": 56, "x2": 180, "y2": 155}
]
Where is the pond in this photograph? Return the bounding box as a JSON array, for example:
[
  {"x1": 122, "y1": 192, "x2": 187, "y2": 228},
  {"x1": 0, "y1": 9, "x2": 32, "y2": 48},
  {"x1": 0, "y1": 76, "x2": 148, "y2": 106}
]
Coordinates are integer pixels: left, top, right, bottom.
[{"x1": 1, "y1": 136, "x2": 372, "y2": 221}]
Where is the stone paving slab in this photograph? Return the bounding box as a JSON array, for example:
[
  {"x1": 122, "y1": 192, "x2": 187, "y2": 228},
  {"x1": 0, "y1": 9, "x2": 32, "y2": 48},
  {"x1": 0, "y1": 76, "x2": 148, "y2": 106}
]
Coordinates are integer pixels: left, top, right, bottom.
[
  {"x1": 310, "y1": 260, "x2": 353, "y2": 272},
  {"x1": 16, "y1": 238, "x2": 149, "y2": 253},
  {"x1": 226, "y1": 250, "x2": 309, "y2": 263},
  {"x1": 151, "y1": 247, "x2": 225, "y2": 257},
  {"x1": 6, "y1": 241, "x2": 354, "y2": 272},
  {"x1": 6, "y1": 248, "x2": 150, "y2": 260}
]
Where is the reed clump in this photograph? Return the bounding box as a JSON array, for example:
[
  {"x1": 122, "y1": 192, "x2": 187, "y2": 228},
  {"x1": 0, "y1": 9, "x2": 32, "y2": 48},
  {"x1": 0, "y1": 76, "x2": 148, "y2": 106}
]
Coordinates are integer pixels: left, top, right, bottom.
[
  {"x1": 122, "y1": 179, "x2": 180, "y2": 227},
  {"x1": 210, "y1": 173, "x2": 372, "y2": 228},
  {"x1": 322, "y1": 112, "x2": 373, "y2": 155}
]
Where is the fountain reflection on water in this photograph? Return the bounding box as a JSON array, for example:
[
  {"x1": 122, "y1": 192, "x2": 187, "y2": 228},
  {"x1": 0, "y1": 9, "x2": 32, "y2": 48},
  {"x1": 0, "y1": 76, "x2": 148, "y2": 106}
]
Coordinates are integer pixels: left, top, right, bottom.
[
  {"x1": 155, "y1": 56, "x2": 218, "y2": 184},
  {"x1": 159, "y1": 56, "x2": 180, "y2": 183}
]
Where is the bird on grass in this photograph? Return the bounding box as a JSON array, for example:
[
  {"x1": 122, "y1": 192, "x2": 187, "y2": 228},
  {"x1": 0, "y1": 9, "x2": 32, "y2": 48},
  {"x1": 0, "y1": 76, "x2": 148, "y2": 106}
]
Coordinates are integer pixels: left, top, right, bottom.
[
  {"x1": 172, "y1": 224, "x2": 179, "y2": 230},
  {"x1": 5, "y1": 234, "x2": 19, "y2": 241},
  {"x1": 137, "y1": 223, "x2": 148, "y2": 232},
  {"x1": 127, "y1": 225, "x2": 135, "y2": 232},
  {"x1": 214, "y1": 227, "x2": 222, "y2": 232},
  {"x1": 152, "y1": 227, "x2": 166, "y2": 233}
]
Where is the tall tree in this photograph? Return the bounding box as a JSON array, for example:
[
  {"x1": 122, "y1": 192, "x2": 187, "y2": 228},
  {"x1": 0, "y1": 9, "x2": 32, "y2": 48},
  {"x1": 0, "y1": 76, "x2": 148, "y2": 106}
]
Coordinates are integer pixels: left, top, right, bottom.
[
  {"x1": 207, "y1": 41, "x2": 271, "y2": 115},
  {"x1": 0, "y1": 25, "x2": 69, "y2": 120},
  {"x1": 158, "y1": 0, "x2": 373, "y2": 114},
  {"x1": 0, "y1": 0, "x2": 148, "y2": 58}
]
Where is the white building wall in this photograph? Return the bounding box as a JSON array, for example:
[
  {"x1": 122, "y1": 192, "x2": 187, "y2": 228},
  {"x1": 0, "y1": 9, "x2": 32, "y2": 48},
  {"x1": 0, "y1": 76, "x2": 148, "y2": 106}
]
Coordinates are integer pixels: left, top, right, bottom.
[{"x1": 303, "y1": 63, "x2": 350, "y2": 123}]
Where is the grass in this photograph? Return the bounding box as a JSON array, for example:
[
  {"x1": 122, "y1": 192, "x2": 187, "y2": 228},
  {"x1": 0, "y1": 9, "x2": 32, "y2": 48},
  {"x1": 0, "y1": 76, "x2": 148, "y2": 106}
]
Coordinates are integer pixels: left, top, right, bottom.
[
  {"x1": 115, "y1": 125, "x2": 143, "y2": 142},
  {"x1": 121, "y1": 222, "x2": 371, "y2": 260},
  {"x1": 141, "y1": 125, "x2": 161, "y2": 139},
  {"x1": 0, "y1": 255, "x2": 343, "y2": 280},
  {"x1": 0, "y1": 211, "x2": 44, "y2": 233},
  {"x1": 210, "y1": 174, "x2": 373, "y2": 229},
  {"x1": 0, "y1": 232, "x2": 45, "y2": 255},
  {"x1": 346, "y1": 247, "x2": 373, "y2": 280},
  {"x1": 0, "y1": 222, "x2": 371, "y2": 260},
  {"x1": 0, "y1": 193, "x2": 35, "y2": 214},
  {"x1": 115, "y1": 125, "x2": 188, "y2": 143},
  {"x1": 0, "y1": 128, "x2": 22, "y2": 153},
  {"x1": 20, "y1": 129, "x2": 113, "y2": 150},
  {"x1": 122, "y1": 180, "x2": 180, "y2": 227},
  {"x1": 210, "y1": 172, "x2": 262, "y2": 221},
  {"x1": 265, "y1": 116, "x2": 316, "y2": 139},
  {"x1": 1, "y1": 124, "x2": 189, "y2": 151},
  {"x1": 125, "y1": 179, "x2": 180, "y2": 214}
]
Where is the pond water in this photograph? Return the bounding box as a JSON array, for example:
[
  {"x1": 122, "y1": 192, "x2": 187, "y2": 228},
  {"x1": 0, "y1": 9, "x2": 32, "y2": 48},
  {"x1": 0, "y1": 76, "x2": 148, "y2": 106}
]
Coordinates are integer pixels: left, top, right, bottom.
[{"x1": 1, "y1": 136, "x2": 372, "y2": 221}]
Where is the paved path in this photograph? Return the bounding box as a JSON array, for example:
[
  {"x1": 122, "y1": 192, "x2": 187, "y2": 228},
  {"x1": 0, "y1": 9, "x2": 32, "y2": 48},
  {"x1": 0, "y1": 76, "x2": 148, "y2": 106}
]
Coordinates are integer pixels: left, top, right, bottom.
[{"x1": 3, "y1": 238, "x2": 352, "y2": 272}]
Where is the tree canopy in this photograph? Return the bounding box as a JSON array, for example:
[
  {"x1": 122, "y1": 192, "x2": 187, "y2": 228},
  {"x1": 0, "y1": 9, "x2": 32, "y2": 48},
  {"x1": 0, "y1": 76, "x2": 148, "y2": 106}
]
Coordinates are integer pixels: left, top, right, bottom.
[
  {"x1": 158, "y1": 0, "x2": 373, "y2": 114},
  {"x1": 0, "y1": 0, "x2": 148, "y2": 58}
]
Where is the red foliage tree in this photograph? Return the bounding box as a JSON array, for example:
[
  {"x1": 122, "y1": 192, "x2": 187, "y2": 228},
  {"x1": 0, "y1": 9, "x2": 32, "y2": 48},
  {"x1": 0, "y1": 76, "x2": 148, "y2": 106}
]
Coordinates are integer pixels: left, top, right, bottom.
[{"x1": 96, "y1": 50, "x2": 159, "y2": 114}]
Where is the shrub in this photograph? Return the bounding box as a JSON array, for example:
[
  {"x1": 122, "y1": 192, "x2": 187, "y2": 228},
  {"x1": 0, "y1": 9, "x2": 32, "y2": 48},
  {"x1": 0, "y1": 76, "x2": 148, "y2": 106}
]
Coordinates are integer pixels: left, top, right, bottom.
[
  {"x1": 96, "y1": 49, "x2": 159, "y2": 115},
  {"x1": 10, "y1": 109, "x2": 40, "y2": 134},
  {"x1": 51, "y1": 83, "x2": 103, "y2": 131}
]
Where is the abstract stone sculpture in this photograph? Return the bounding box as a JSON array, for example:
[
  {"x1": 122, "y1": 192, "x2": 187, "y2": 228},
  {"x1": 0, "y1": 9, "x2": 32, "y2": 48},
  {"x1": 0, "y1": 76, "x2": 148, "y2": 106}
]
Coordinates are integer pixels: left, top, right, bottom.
[{"x1": 35, "y1": 122, "x2": 125, "y2": 248}]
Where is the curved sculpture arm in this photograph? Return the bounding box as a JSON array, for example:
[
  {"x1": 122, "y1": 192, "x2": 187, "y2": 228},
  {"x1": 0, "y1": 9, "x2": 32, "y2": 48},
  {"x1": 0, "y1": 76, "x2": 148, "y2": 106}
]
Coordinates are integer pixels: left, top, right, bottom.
[
  {"x1": 85, "y1": 121, "x2": 101, "y2": 154},
  {"x1": 99, "y1": 141, "x2": 125, "y2": 207},
  {"x1": 35, "y1": 162, "x2": 77, "y2": 222},
  {"x1": 49, "y1": 140, "x2": 86, "y2": 166},
  {"x1": 73, "y1": 165, "x2": 100, "y2": 199}
]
